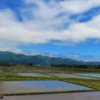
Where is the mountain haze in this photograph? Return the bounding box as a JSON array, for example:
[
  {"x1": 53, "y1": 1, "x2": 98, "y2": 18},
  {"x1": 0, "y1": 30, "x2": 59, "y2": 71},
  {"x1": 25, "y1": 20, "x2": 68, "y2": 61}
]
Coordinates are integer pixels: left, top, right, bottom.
[{"x1": 0, "y1": 51, "x2": 99, "y2": 65}]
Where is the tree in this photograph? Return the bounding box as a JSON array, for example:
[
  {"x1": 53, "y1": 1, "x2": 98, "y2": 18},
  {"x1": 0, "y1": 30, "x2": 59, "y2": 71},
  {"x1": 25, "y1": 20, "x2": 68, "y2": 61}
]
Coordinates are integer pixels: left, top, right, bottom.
[
  {"x1": 98, "y1": 65, "x2": 100, "y2": 69},
  {"x1": 29, "y1": 63, "x2": 34, "y2": 66}
]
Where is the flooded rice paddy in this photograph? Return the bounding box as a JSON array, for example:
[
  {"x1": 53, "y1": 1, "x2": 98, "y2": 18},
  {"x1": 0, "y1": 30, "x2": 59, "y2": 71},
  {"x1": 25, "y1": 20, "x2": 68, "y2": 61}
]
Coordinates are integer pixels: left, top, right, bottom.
[
  {"x1": 33, "y1": 70, "x2": 53, "y2": 72},
  {"x1": 0, "y1": 70, "x2": 10, "y2": 72},
  {"x1": 17, "y1": 73, "x2": 97, "y2": 79},
  {"x1": 50, "y1": 73, "x2": 96, "y2": 79},
  {"x1": 0, "y1": 81, "x2": 91, "y2": 94},
  {"x1": 74, "y1": 73, "x2": 100, "y2": 78},
  {"x1": 10, "y1": 69, "x2": 32, "y2": 72}
]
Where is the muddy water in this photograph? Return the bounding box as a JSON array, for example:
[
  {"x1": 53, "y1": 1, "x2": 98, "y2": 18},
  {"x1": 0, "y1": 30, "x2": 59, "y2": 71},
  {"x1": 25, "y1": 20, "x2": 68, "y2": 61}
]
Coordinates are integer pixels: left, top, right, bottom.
[
  {"x1": 17, "y1": 73, "x2": 51, "y2": 77},
  {"x1": 0, "y1": 81, "x2": 91, "y2": 94}
]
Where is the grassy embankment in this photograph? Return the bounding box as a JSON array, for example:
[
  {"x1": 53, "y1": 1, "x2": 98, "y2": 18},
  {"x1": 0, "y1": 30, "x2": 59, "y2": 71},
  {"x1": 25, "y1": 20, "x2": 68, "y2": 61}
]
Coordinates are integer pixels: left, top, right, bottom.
[{"x1": 1, "y1": 65, "x2": 100, "y2": 73}]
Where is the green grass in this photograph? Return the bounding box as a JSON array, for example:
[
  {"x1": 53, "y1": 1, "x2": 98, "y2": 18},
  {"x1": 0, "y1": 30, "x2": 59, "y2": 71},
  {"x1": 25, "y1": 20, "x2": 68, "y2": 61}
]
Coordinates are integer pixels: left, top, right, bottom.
[{"x1": 1, "y1": 65, "x2": 100, "y2": 73}]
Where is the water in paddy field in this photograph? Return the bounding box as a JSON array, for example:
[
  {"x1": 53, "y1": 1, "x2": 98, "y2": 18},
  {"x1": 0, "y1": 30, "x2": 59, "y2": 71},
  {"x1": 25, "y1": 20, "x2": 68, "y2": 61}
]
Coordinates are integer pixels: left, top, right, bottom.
[
  {"x1": 50, "y1": 73, "x2": 96, "y2": 79},
  {"x1": 10, "y1": 69, "x2": 32, "y2": 72},
  {"x1": 34, "y1": 70, "x2": 52, "y2": 72},
  {"x1": 17, "y1": 73, "x2": 51, "y2": 77},
  {"x1": 0, "y1": 81, "x2": 92, "y2": 94},
  {"x1": 0, "y1": 70, "x2": 10, "y2": 72},
  {"x1": 74, "y1": 73, "x2": 100, "y2": 78}
]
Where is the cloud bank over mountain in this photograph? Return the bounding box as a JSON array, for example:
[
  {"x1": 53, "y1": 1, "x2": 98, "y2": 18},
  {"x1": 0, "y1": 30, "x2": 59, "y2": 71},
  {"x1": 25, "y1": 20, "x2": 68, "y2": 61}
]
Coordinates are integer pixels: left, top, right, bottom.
[{"x1": 0, "y1": 0, "x2": 100, "y2": 61}]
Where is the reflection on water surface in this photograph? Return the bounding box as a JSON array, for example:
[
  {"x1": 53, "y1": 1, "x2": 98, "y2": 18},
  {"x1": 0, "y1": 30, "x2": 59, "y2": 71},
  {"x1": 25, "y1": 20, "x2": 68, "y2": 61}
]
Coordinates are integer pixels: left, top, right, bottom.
[
  {"x1": 75, "y1": 73, "x2": 100, "y2": 78},
  {"x1": 0, "y1": 81, "x2": 91, "y2": 93},
  {"x1": 50, "y1": 73, "x2": 95, "y2": 79}
]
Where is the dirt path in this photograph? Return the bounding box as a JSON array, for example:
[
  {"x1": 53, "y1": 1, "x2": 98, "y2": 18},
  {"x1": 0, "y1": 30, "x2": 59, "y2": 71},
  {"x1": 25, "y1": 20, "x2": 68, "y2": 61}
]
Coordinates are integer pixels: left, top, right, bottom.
[{"x1": 2, "y1": 91, "x2": 100, "y2": 100}]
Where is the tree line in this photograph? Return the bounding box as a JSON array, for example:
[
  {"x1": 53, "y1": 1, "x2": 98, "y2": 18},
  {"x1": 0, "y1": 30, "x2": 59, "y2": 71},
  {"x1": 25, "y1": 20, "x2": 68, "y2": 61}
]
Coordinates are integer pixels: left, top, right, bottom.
[
  {"x1": 0, "y1": 62, "x2": 16, "y2": 67},
  {"x1": 51, "y1": 64, "x2": 100, "y2": 69}
]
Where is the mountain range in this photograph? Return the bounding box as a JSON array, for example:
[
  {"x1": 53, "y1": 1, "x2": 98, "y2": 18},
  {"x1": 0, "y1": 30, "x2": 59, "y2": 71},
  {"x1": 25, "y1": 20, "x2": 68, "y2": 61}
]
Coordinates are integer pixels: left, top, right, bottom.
[{"x1": 0, "y1": 51, "x2": 100, "y2": 65}]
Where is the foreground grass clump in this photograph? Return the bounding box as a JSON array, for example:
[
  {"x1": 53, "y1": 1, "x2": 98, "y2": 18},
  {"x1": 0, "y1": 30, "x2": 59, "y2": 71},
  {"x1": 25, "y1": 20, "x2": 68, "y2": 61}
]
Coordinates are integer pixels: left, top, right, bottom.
[
  {"x1": 0, "y1": 81, "x2": 3, "y2": 98},
  {"x1": 0, "y1": 94, "x2": 3, "y2": 99}
]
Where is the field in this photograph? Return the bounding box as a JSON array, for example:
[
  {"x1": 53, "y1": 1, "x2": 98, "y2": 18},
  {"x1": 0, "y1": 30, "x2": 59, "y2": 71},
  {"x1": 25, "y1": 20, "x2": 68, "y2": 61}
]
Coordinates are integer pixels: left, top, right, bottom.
[{"x1": 0, "y1": 65, "x2": 100, "y2": 98}]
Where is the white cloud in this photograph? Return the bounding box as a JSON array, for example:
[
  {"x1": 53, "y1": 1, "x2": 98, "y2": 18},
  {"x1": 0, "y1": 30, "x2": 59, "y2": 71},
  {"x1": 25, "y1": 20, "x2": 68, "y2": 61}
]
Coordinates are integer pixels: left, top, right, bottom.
[
  {"x1": 1, "y1": 0, "x2": 100, "y2": 61},
  {"x1": 25, "y1": 0, "x2": 100, "y2": 14},
  {"x1": 66, "y1": 53, "x2": 100, "y2": 62},
  {"x1": 0, "y1": 0, "x2": 100, "y2": 48}
]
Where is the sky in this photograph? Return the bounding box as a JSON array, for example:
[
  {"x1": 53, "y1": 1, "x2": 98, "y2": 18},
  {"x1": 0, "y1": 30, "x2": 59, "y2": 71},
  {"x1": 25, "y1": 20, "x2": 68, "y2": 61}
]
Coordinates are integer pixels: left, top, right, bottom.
[{"x1": 1, "y1": 0, "x2": 100, "y2": 61}]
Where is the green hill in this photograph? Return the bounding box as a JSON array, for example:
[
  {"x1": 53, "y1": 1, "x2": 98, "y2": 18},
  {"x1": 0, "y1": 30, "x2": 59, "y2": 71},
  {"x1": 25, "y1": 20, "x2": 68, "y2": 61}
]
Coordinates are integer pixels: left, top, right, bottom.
[{"x1": 0, "y1": 51, "x2": 99, "y2": 65}]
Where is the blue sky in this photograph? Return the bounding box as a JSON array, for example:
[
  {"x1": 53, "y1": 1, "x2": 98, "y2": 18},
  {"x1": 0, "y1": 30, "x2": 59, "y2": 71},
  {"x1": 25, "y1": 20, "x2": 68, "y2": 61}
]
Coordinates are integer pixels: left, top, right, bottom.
[{"x1": 1, "y1": 0, "x2": 100, "y2": 61}]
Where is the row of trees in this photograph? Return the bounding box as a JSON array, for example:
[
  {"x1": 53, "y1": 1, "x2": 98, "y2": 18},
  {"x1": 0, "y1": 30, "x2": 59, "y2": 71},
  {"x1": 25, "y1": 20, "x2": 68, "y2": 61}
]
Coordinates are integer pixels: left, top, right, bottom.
[
  {"x1": 51, "y1": 64, "x2": 99, "y2": 69},
  {"x1": 0, "y1": 62, "x2": 35, "y2": 67},
  {"x1": 0, "y1": 62, "x2": 17, "y2": 67}
]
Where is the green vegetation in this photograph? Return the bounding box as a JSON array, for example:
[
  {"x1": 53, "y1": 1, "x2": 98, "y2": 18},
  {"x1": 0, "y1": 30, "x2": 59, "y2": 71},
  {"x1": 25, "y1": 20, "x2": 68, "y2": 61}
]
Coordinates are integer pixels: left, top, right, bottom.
[
  {"x1": 98, "y1": 65, "x2": 100, "y2": 69},
  {"x1": 0, "y1": 65, "x2": 100, "y2": 97},
  {"x1": 0, "y1": 51, "x2": 100, "y2": 65},
  {"x1": 1, "y1": 64, "x2": 100, "y2": 74},
  {"x1": 51, "y1": 64, "x2": 95, "y2": 69},
  {"x1": 0, "y1": 51, "x2": 81, "y2": 65}
]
